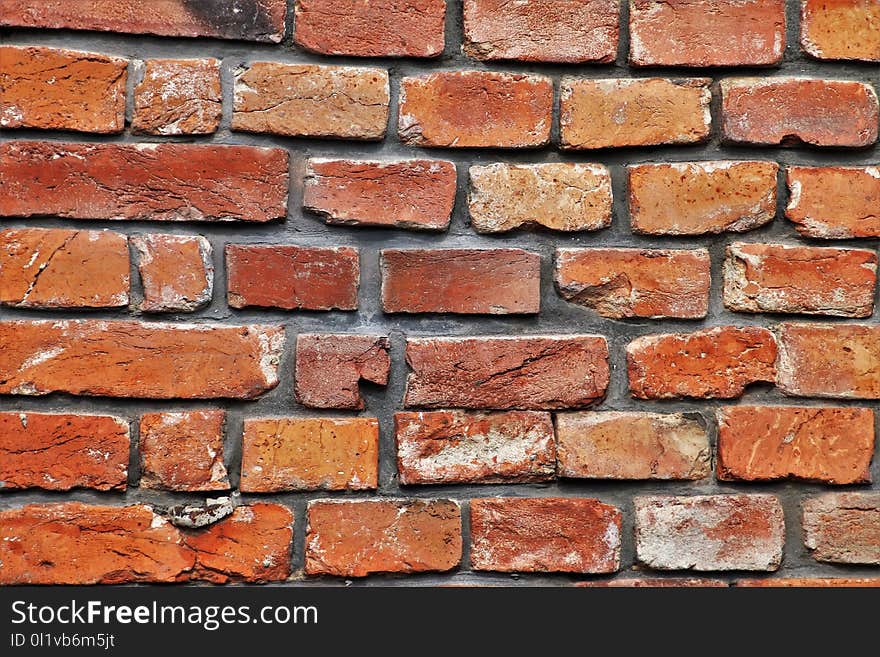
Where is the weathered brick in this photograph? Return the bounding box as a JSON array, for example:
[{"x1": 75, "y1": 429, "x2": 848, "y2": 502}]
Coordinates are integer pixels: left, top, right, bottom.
[
  {"x1": 381, "y1": 248, "x2": 541, "y2": 314},
  {"x1": 560, "y1": 78, "x2": 711, "y2": 149},
  {"x1": 578, "y1": 578, "x2": 728, "y2": 588},
  {"x1": 140, "y1": 411, "x2": 229, "y2": 491},
  {"x1": 233, "y1": 63, "x2": 389, "y2": 140},
  {"x1": 469, "y1": 163, "x2": 612, "y2": 233},
  {"x1": 636, "y1": 495, "x2": 785, "y2": 571},
  {"x1": 226, "y1": 245, "x2": 359, "y2": 311},
  {"x1": 736, "y1": 578, "x2": 880, "y2": 587},
  {"x1": 303, "y1": 159, "x2": 456, "y2": 231},
  {"x1": 723, "y1": 243, "x2": 877, "y2": 317},
  {"x1": 630, "y1": 0, "x2": 785, "y2": 66},
  {"x1": 786, "y1": 166, "x2": 880, "y2": 239},
  {"x1": 132, "y1": 58, "x2": 221, "y2": 135},
  {"x1": 627, "y1": 326, "x2": 777, "y2": 400},
  {"x1": 803, "y1": 493, "x2": 880, "y2": 564},
  {"x1": 556, "y1": 412, "x2": 710, "y2": 480},
  {"x1": 629, "y1": 161, "x2": 778, "y2": 235},
  {"x1": 462, "y1": 0, "x2": 619, "y2": 63},
  {"x1": 0, "y1": 228, "x2": 129, "y2": 308},
  {"x1": 294, "y1": 0, "x2": 445, "y2": 57},
  {"x1": 133, "y1": 234, "x2": 213, "y2": 313},
  {"x1": 241, "y1": 418, "x2": 378, "y2": 492},
  {"x1": 0, "y1": 412, "x2": 129, "y2": 491},
  {"x1": 721, "y1": 78, "x2": 879, "y2": 147},
  {"x1": 395, "y1": 410, "x2": 555, "y2": 485},
  {"x1": 405, "y1": 336, "x2": 609, "y2": 410},
  {"x1": 398, "y1": 71, "x2": 553, "y2": 148},
  {"x1": 0, "y1": 320, "x2": 283, "y2": 399},
  {"x1": 470, "y1": 498, "x2": 621, "y2": 573},
  {"x1": 0, "y1": 45, "x2": 126, "y2": 133},
  {"x1": 801, "y1": 0, "x2": 880, "y2": 61},
  {"x1": 555, "y1": 248, "x2": 711, "y2": 319},
  {"x1": 0, "y1": 141, "x2": 288, "y2": 223},
  {"x1": 305, "y1": 500, "x2": 461, "y2": 576}
]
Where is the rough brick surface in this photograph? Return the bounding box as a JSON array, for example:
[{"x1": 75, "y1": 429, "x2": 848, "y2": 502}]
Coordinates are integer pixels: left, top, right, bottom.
[
  {"x1": 579, "y1": 578, "x2": 728, "y2": 588},
  {"x1": 801, "y1": 0, "x2": 880, "y2": 61},
  {"x1": 736, "y1": 578, "x2": 880, "y2": 587},
  {"x1": 133, "y1": 234, "x2": 213, "y2": 313},
  {"x1": 132, "y1": 58, "x2": 221, "y2": 135},
  {"x1": 803, "y1": 493, "x2": 880, "y2": 564},
  {"x1": 786, "y1": 166, "x2": 880, "y2": 239}
]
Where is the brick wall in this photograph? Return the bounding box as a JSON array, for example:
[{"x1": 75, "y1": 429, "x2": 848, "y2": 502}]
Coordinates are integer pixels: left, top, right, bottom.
[{"x1": 0, "y1": 0, "x2": 878, "y2": 587}]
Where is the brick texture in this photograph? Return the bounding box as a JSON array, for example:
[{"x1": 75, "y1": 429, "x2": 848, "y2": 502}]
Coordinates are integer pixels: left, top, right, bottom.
[
  {"x1": 785, "y1": 166, "x2": 880, "y2": 238},
  {"x1": 133, "y1": 234, "x2": 213, "y2": 312},
  {"x1": 132, "y1": 58, "x2": 221, "y2": 135},
  {"x1": 295, "y1": 334, "x2": 390, "y2": 409},
  {"x1": 800, "y1": 0, "x2": 880, "y2": 61},
  {"x1": 803, "y1": 494, "x2": 880, "y2": 564}
]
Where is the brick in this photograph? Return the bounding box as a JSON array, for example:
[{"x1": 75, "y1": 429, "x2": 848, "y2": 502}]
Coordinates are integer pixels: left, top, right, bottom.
[
  {"x1": 803, "y1": 493, "x2": 880, "y2": 564},
  {"x1": 560, "y1": 78, "x2": 711, "y2": 149},
  {"x1": 394, "y1": 410, "x2": 555, "y2": 485},
  {"x1": 736, "y1": 578, "x2": 880, "y2": 588},
  {"x1": 776, "y1": 323, "x2": 880, "y2": 399},
  {"x1": 0, "y1": 45, "x2": 126, "y2": 133},
  {"x1": 627, "y1": 326, "x2": 777, "y2": 400},
  {"x1": 241, "y1": 418, "x2": 378, "y2": 492},
  {"x1": 0, "y1": 228, "x2": 129, "y2": 309},
  {"x1": 462, "y1": 0, "x2": 619, "y2": 63},
  {"x1": 233, "y1": 63, "x2": 389, "y2": 140},
  {"x1": 630, "y1": 0, "x2": 785, "y2": 66},
  {"x1": 305, "y1": 500, "x2": 461, "y2": 576},
  {"x1": 723, "y1": 243, "x2": 877, "y2": 317},
  {"x1": 468, "y1": 163, "x2": 612, "y2": 234},
  {"x1": 0, "y1": 141, "x2": 288, "y2": 223},
  {"x1": 629, "y1": 161, "x2": 778, "y2": 235},
  {"x1": 801, "y1": 0, "x2": 880, "y2": 61},
  {"x1": 0, "y1": 0, "x2": 287, "y2": 42},
  {"x1": 717, "y1": 406, "x2": 874, "y2": 485},
  {"x1": 294, "y1": 0, "x2": 445, "y2": 57},
  {"x1": 470, "y1": 498, "x2": 621, "y2": 573},
  {"x1": 381, "y1": 249, "x2": 541, "y2": 314},
  {"x1": 0, "y1": 412, "x2": 128, "y2": 491},
  {"x1": 303, "y1": 159, "x2": 456, "y2": 231},
  {"x1": 556, "y1": 412, "x2": 710, "y2": 481},
  {"x1": 226, "y1": 245, "x2": 359, "y2": 311},
  {"x1": 578, "y1": 578, "x2": 727, "y2": 588},
  {"x1": 786, "y1": 166, "x2": 880, "y2": 239},
  {"x1": 140, "y1": 411, "x2": 229, "y2": 491},
  {"x1": 133, "y1": 234, "x2": 213, "y2": 313},
  {"x1": 721, "y1": 78, "x2": 879, "y2": 147},
  {"x1": 555, "y1": 248, "x2": 710, "y2": 319},
  {"x1": 0, "y1": 320, "x2": 283, "y2": 399},
  {"x1": 132, "y1": 58, "x2": 221, "y2": 135},
  {"x1": 636, "y1": 495, "x2": 785, "y2": 571},
  {"x1": 398, "y1": 71, "x2": 552, "y2": 148},
  {"x1": 405, "y1": 336, "x2": 609, "y2": 410}
]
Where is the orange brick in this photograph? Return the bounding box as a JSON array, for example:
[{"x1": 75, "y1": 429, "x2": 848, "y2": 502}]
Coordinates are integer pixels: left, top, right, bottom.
[
  {"x1": 786, "y1": 166, "x2": 880, "y2": 238},
  {"x1": 801, "y1": 0, "x2": 880, "y2": 61}
]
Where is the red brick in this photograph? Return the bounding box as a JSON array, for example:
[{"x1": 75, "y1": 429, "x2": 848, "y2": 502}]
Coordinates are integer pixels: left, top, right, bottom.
[
  {"x1": 133, "y1": 234, "x2": 213, "y2": 312},
  {"x1": 786, "y1": 166, "x2": 880, "y2": 239},
  {"x1": 139, "y1": 411, "x2": 229, "y2": 491},
  {"x1": 381, "y1": 248, "x2": 541, "y2": 315},
  {"x1": 0, "y1": 412, "x2": 129, "y2": 491},
  {"x1": 636, "y1": 495, "x2": 785, "y2": 571},
  {"x1": 560, "y1": 78, "x2": 711, "y2": 149},
  {"x1": 470, "y1": 498, "x2": 621, "y2": 573},
  {"x1": 303, "y1": 159, "x2": 456, "y2": 231},
  {"x1": 241, "y1": 418, "x2": 378, "y2": 492},
  {"x1": 578, "y1": 578, "x2": 728, "y2": 588},
  {"x1": 630, "y1": 0, "x2": 785, "y2": 66},
  {"x1": 803, "y1": 493, "x2": 880, "y2": 564},
  {"x1": 226, "y1": 244, "x2": 359, "y2": 311},
  {"x1": 721, "y1": 78, "x2": 879, "y2": 147},
  {"x1": 462, "y1": 0, "x2": 619, "y2": 63},
  {"x1": 0, "y1": 141, "x2": 288, "y2": 223},
  {"x1": 398, "y1": 71, "x2": 553, "y2": 148},
  {"x1": 556, "y1": 412, "x2": 710, "y2": 480},
  {"x1": 395, "y1": 410, "x2": 555, "y2": 485},
  {"x1": 132, "y1": 58, "x2": 221, "y2": 135},
  {"x1": 405, "y1": 335, "x2": 609, "y2": 410},
  {"x1": 0, "y1": 228, "x2": 129, "y2": 308},
  {"x1": 0, "y1": 320, "x2": 283, "y2": 399},
  {"x1": 629, "y1": 161, "x2": 778, "y2": 235},
  {"x1": 736, "y1": 578, "x2": 880, "y2": 587},
  {"x1": 776, "y1": 323, "x2": 880, "y2": 399},
  {"x1": 723, "y1": 243, "x2": 877, "y2": 317},
  {"x1": 233, "y1": 63, "x2": 389, "y2": 140},
  {"x1": 717, "y1": 406, "x2": 874, "y2": 485},
  {"x1": 627, "y1": 326, "x2": 777, "y2": 400},
  {"x1": 0, "y1": 45, "x2": 125, "y2": 133},
  {"x1": 801, "y1": 0, "x2": 880, "y2": 61},
  {"x1": 294, "y1": 0, "x2": 445, "y2": 57},
  {"x1": 305, "y1": 499, "x2": 462, "y2": 576},
  {"x1": 555, "y1": 248, "x2": 710, "y2": 319}
]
